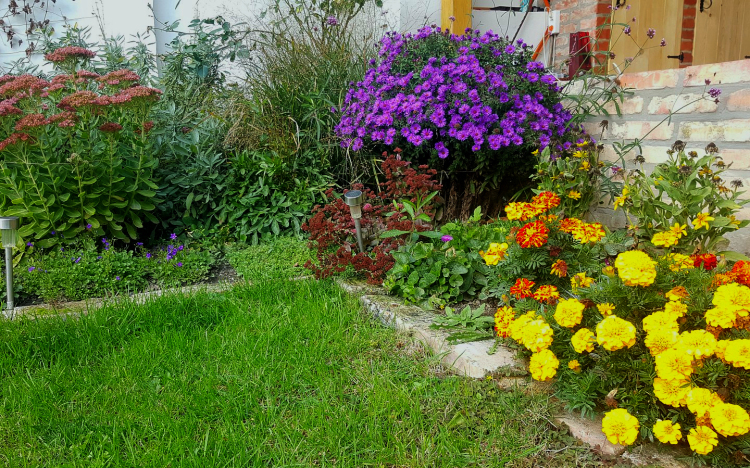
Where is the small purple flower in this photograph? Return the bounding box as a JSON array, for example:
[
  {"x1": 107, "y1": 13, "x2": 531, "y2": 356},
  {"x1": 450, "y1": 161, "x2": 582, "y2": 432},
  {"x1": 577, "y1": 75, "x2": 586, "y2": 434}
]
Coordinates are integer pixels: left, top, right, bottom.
[
  {"x1": 51, "y1": 231, "x2": 55, "y2": 235},
  {"x1": 708, "y1": 88, "x2": 722, "y2": 99},
  {"x1": 449, "y1": 16, "x2": 456, "y2": 22},
  {"x1": 170, "y1": 233, "x2": 177, "y2": 240},
  {"x1": 176, "y1": 262, "x2": 183, "y2": 267},
  {"x1": 623, "y1": 26, "x2": 631, "y2": 35},
  {"x1": 26, "y1": 242, "x2": 33, "y2": 247},
  {"x1": 97, "y1": 256, "x2": 102, "y2": 260},
  {"x1": 115, "y1": 276, "x2": 121, "y2": 281},
  {"x1": 136, "y1": 242, "x2": 143, "y2": 246},
  {"x1": 178, "y1": 245, "x2": 184, "y2": 251},
  {"x1": 86, "y1": 223, "x2": 92, "y2": 230},
  {"x1": 146, "y1": 253, "x2": 152, "y2": 259},
  {"x1": 705, "y1": 79, "x2": 712, "y2": 85},
  {"x1": 60, "y1": 247, "x2": 64, "y2": 252},
  {"x1": 330, "y1": 106, "x2": 337, "y2": 113},
  {"x1": 441, "y1": 235, "x2": 453, "y2": 242},
  {"x1": 326, "y1": 16, "x2": 338, "y2": 26},
  {"x1": 660, "y1": 38, "x2": 666, "y2": 47},
  {"x1": 74, "y1": 257, "x2": 81, "y2": 264},
  {"x1": 28, "y1": 266, "x2": 35, "y2": 272},
  {"x1": 646, "y1": 28, "x2": 656, "y2": 39}
]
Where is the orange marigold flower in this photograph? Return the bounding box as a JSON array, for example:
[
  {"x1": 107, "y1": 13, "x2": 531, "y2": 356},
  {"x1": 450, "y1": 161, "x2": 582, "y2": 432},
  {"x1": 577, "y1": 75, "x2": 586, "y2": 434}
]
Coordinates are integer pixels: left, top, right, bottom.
[
  {"x1": 531, "y1": 191, "x2": 561, "y2": 212},
  {"x1": 693, "y1": 253, "x2": 717, "y2": 271},
  {"x1": 551, "y1": 259, "x2": 568, "y2": 278},
  {"x1": 731, "y1": 261, "x2": 750, "y2": 286},
  {"x1": 559, "y1": 217, "x2": 584, "y2": 234},
  {"x1": 516, "y1": 220, "x2": 549, "y2": 248},
  {"x1": 505, "y1": 202, "x2": 541, "y2": 221},
  {"x1": 571, "y1": 222, "x2": 606, "y2": 244},
  {"x1": 712, "y1": 273, "x2": 737, "y2": 288},
  {"x1": 533, "y1": 285, "x2": 560, "y2": 304},
  {"x1": 510, "y1": 278, "x2": 535, "y2": 300}
]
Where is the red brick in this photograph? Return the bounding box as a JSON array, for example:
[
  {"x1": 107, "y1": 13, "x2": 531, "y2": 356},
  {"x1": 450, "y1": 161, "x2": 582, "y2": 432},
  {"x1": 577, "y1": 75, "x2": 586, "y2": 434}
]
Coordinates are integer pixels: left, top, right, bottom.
[
  {"x1": 684, "y1": 60, "x2": 750, "y2": 86},
  {"x1": 682, "y1": 29, "x2": 694, "y2": 40},
  {"x1": 580, "y1": 17, "x2": 598, "y2": 30},
  {"x1": 683, "y1": 18, "x2": 695, "y2": 29},
  {"x1": 619, "y1": 69, "x2": 680, "y2": 90},
  {"x1": 726, "y1": 89, "x2": 750, "y2": 111},
  {"x1": 552, "y1": 0, "x2": 579, "y2": 11}
]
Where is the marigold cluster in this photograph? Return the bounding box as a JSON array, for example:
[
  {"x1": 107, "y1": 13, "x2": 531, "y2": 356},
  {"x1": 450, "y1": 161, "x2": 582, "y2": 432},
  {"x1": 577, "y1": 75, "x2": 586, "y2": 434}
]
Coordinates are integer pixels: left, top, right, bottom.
[
  {"x1": 614, "y1": 250, "x2": 657, "y2": 287},
  {"x1": 505, "y1": 191, "x2": 560, "y2": 221},
  {"x1": 571, "y1": 328, "x2": 595, "y2": 353},
  {"x1": 494, "y1": 306, "x2": 514, "y2": 338},
  {"x1": 570, "y1": 222, "x2": 605, "y2": 244},
  {"x1": 529, "y1": 348, "x2": 559, "y2": 381},
  {"x1": 596, "y1": 315, "x2": 636, "y2": 351},
  {"x1": 553, "y1": 298, "x2": 584, "y2": 328},
  {"x1": 516, "y1": 219, "x2": 549, "y2": 248},
  {"x1": 601, "y1": 408, "x2": 639, "y2": 446}
]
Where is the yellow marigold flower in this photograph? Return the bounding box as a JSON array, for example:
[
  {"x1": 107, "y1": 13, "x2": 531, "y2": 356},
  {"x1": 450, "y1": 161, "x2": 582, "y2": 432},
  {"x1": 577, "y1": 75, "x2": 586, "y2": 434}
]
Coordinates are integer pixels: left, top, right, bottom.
[
  {"x1": 651, "y1": 231, "x2": 679, "y2": 248},
  {"x1": 692, "y1": 212, "x2": 715, "y2": 230},
  {"x1": 644, "y1": 329, "x2": 678, "y2": 356},
  {"x1": 505, "y1": 202, "x2": 540, "y2": 221},
  {"x1": 602, "y1": 265, "x2": 615, "y2": 277},
  {"x1": 521, "y1": 319, "x2": 554, "y2": 353},
  {"x1": 615, "y1": 251, "x2": 657, "y2": 287},
  {"x1": 670, "y1": 222, "x2": 687, "y2": 239},
  {"x1": 688, "y1": 426, "x2": 718, "y2": 455},
  {"x1": 597, "y1": 303, "x2": 615, "y2": 316},
  {"x1": 571, "y1": 328, "x2": 596, "y2": 353},
  {"x1": 715, "y1": 340, "x2": 730, "y2": 361},
  {"x1": 568, "y1": 360, "x2": 581, "y2": 372},
  {"x1": 554, "y1": 298, "x2": 585, "y2": 328},
  {"x1": 642, "y1": 311, "x2": 679, "y2": 334},
  {"x1": 494, "y1": 306, "x2": 515, "y2": 338},
  {"x1": 596, "y1": 316, "x2": 637, "y2": 351},
  {"x1": 571, "y1": 222, "x2": 605, "y2": 244},
  {"x1": 533, "y1": 285, "x2": 560, "y2": 304},
  {"x1": 705, "y1": 306, "x2": 737, "y2": 329},
  {"x1": 664, "y1": 253, "x2": 694, "y2": 272},
  {"x1": 550, "y1": 259, "x2": 568, "y2": 278},
  {"x1": 725, "y1": 339, "x2": 750, "y2": 369},
  {"x1": 510, "y1": 311, "x2": 536, "y2": 343},
  {"x1": 666, "y1": 286, "x2": 689, "y2": 301},
  {"x1": 653, "y1": 378, "x2": 690, "y2": 407},
  {"x1": 655, "y1": 348, "x2": 694, "y2": 381},
  {"x1": 529, "y1": 348, "x2": 559, "y2": 381},
  {"x1": 480, "y1": 242, "x2": 509, "y2": 266},
  {"x1": 713, "y1": 283, "x2": 750, "y2": 317},
  {"x1": 664, "y1": 301, "x2": 687, "y2": 317},
  {"x1": 567, "y1": 190, "x2": 582, "y2": 200},
  {"x1": 686, "y1": 387, "x2": 722, "y2": 417},
  {"x1": 676, "y1": 330, "x2": 717, "y2": 359},
  {"x1": 601, "y1": 408, "x2": 640, "y2": 446},
  {"x1": 710, "y1": 402, "x2": 750, "y2": 437},
  {"x1": 653, "y1": 420, "x2": 682, "y2": 445},
  {"x1": 571, "y1": 272, "x2": 594, "y2": 292}
]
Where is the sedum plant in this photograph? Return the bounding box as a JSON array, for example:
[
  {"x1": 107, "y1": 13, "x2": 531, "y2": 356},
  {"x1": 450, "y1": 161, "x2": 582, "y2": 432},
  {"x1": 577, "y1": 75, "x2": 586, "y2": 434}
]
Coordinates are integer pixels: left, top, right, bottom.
[
  {"x1": 0, "y1": 47, "x2": 162, "y2": 246},
  {"x1": 615, "y1": 144, "x2": 750, "y2": 255}
]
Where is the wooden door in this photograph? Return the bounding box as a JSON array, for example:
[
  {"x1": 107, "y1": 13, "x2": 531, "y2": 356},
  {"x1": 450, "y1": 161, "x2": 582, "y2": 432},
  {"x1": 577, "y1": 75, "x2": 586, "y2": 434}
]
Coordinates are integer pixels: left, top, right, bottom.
[
  {"x1": 608, "y1": 0, "x2": 685, "y2": 73},
  {"x1": 693, "y1": 0, "x2": 750, "y2": 66}
]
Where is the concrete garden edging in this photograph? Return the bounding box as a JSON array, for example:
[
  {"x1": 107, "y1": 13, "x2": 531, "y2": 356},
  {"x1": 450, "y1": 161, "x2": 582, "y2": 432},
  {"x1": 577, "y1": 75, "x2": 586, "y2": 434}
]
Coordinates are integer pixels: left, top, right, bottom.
[{"x1": 337, "y1": 278, "x2": 690, "y2": 467}]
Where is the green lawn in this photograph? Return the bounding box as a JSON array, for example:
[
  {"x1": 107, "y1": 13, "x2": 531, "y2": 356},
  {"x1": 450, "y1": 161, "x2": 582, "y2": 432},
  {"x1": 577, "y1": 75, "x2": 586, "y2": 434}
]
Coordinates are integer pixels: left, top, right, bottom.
[{"x1": 0, "y1": 279, "x2": 606, "y2": 467}]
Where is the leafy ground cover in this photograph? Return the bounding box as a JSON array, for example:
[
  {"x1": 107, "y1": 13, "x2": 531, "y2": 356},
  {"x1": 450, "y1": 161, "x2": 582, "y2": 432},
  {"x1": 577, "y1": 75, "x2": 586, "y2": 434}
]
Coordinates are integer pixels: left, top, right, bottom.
[
  {"x1": 0, "y1": 278, "x2": 622, "y2": 467},
  {"x1": 225, "y1": 236, "x2": 310, "y2": 282}
]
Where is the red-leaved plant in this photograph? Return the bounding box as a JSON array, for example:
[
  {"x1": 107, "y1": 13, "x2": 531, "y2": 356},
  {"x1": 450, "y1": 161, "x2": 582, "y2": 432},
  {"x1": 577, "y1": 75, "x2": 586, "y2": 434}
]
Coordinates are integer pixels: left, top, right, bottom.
[
  {"x1": 303, "y1": 151, "x2": 442, "y2": 284},
  {"x1": 0, "y1": 47, "x2": 162, "y2": 246}
]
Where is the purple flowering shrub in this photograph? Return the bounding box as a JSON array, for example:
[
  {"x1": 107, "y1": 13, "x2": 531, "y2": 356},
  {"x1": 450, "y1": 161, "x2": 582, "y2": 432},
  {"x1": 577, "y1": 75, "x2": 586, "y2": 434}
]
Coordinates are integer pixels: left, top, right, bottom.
[{"x1": 336, "y1": 26, "x2": 577, "y2": 190}]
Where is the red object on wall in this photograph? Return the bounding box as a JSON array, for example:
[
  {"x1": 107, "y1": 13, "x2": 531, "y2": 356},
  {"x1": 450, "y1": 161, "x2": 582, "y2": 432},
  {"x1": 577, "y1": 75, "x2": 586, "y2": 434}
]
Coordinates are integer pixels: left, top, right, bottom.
[{"x1": 569, "y1": 32, "x2": 592, "y2": 77}]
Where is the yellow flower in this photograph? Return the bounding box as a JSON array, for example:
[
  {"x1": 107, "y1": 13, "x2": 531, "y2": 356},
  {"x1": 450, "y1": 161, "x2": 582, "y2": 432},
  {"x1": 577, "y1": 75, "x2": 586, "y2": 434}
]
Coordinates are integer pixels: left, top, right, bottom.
[
  {"x1": 572, "y1": 150, "x2": 585, "y2": 158},
  {"x1": 554, "y1": 298, "x2": 585, "y2": 328},
  {"x1": 710, "y1": 402, "x2": 750, "y2": 437},
  {"x1": 716, "y1": 340, "x2": 730, "y2": 361},
  {"x1": 596, "y1": 316, "x2": 636, "y2": 351},
  {"x1": 602, "y1": 265, "x2": 615, "y2": 277},
  {"x1": 669, "y1": 222, "x2": 687, "y2": 239},
  {"x1": 570, "y1": 272, "x2": 594, "y2": 292},
  {"x1": 644, "y1": 329, "x2": 678, "y2": 356},
  {"x1": 601, "y1": 408, "x2": 640, "y2": 446},
  {"x1": 597, "y1": 303, "x2": 615, "y2": 316},
  {"x1": 550, "y1": 259, "x2": 568, "y2": 277},
  {"x1": 664, "y1": 301, "x2": 687, "y2": 317},
  {"x1": 568, "y1": 360, "x2": 581, "y2": 372},
  {"x1": 571, "y1": 222, "x2": 605, "y2": 244},
  {"x1": 494, "y1": 306, "x2": 515, "y2": 338},
  {"x1": 529, "y1": 348, "x2": 559, "y2": 381},
  {"x1": 655, "y1": 347, "x2": 694, "y2": 381},
  {"x1": 651, "y1": 231, "x2": 679, "y2": 248},
  {"x1": 579, "y1": 160, "x2": 590, "y2": 171},
  {"x1": 725, "y1": 339, "x2": 750, "y2": 370},
  {"x1": 730, "y1": 215, "x2": 742, "y2": 227},
  {"x1": 705, "y1": 306, "x2": 737, "y2": 328},
  {"x1": 653, "y1": 378, "x2": 689, "y2": 407},
  {"x1": 664, "y1": 253, "x2": 694, "y2": 272},
  {"x1": 615, "y1": 251, "x2": 657, "y2": 287},
  {"x1": 642, "y1": 311, "x2": 679, "y2": 334},
  {"x1": 510, "y1": 311, "x2": 536, "y2": 343},
  {"x1": 567, "y1": 190, "x2": 582, "y2": 200},
  {"x1": 613, "y1": 195, "x2": 627, "y2": 210},
  {"x1": 687, "y1": 426, "x2": 718, "y2": 455},
  {"x1": 686, "y1": 387, "x2": 722, "y2": 417},
  {"x1": 676, "y1": 330, "x2": 717, "y2": 359},
  {"x1": 666, "y1": 286, "x2": 689, "y2": 301},
  {"x1": 692, "y1": 212, "x2": 715, "y2": 230},
  {"x1": 532, "y1": 149, "x2": 539, "y2": 156},
  {"x1": 713, "y1": 283, "x2": 750, "y2": 317},
  {"x1": 480, "y1": 242, "x2": 509, "y2": 266},
  {"x1": 653, "y1": 420, "x2": 682, "y2": 445},
  {"x1": 521, "y1": 319, "x2": 554, "y2": 353},
  {"x1": 571, "y1": 328, "x2": 596, "y2": 353}
]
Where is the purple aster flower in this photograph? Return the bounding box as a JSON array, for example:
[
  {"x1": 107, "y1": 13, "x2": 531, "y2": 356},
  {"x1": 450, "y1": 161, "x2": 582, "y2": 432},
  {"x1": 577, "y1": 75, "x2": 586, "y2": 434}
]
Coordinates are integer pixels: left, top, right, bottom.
[
  {"x1": 326, "y1": 16, "x2": 338, "y2": 26},
  {"x1": 28, "y1": 266, "x2": 35, "y2": 272},
  {"x1": 441, "y1": 235, "x2": 453, "y2": 242}
]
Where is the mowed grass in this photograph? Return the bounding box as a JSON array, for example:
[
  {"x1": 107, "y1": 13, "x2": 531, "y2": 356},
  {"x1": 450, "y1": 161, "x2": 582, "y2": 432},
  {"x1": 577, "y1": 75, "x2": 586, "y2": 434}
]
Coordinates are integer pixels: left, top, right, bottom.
[{"x1": 0, "y1": 279, "x2": 603, "y2": 467}]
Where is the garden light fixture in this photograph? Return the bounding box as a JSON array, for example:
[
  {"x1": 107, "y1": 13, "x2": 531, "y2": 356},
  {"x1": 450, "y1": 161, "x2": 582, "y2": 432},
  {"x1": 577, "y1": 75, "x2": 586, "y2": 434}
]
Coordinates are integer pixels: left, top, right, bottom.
[
  {"x1": 344, "y1": 190, "x2": 365, "y2": 254},
  {"x1": 0, "y1": 216, "x2": 18, "y2": 314}
]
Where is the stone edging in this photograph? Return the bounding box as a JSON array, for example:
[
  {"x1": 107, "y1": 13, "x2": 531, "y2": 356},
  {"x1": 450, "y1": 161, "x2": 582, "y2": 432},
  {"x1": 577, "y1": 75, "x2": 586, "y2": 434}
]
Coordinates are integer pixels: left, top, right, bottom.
[{"x1": 336, "y1": 278, "x2": 689, "y2": 466}]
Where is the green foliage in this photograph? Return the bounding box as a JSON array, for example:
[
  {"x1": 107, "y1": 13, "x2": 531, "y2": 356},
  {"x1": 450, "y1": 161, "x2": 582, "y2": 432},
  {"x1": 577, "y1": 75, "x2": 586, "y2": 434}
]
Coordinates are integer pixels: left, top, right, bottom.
[
  {"x1": 620, "y1": 146, "x2": 750, "y2": 253},
  {"x1": 431, "y1": 303, "x2": 495, "y2": 344},
  {"x1": 226, "y1": 236, "x2": 311, "y2": 282}
]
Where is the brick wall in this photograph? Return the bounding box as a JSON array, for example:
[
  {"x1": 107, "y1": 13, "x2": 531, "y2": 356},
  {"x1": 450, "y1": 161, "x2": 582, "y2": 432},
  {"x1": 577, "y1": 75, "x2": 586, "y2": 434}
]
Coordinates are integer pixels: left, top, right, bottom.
[
  {"x1": 581, "y1": 59, "x2": 750, "y2": 253},
  {"x1": 549, "y1": 0, "x2": 611, "y2": 75}
]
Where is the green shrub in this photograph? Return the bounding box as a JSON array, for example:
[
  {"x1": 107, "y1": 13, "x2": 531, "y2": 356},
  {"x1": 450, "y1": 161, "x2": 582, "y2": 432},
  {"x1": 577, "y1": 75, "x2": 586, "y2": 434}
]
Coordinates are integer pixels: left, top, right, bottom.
[{"x1": 226, "y1": 236, "x2": 310, "y2": 282}]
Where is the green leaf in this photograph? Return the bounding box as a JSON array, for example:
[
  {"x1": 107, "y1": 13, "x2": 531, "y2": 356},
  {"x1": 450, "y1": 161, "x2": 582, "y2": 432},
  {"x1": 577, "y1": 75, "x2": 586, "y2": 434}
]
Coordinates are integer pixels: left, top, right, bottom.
[
  {"x1": 380, "y1": 229, "x2": 410, "y2": 239},
  {"x1": 719, "y1": 251, "x2": 750, "y2": 262}
]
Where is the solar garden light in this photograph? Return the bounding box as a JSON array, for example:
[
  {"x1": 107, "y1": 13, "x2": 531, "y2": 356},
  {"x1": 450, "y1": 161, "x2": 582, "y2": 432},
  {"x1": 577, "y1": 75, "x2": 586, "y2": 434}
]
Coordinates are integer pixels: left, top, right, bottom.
[
  {"x1": 343, "y1": 190, "x2": 365, "y2": 254},
  {"x1": 0, "y1": 217, "x2": 18, "y2": 314}
]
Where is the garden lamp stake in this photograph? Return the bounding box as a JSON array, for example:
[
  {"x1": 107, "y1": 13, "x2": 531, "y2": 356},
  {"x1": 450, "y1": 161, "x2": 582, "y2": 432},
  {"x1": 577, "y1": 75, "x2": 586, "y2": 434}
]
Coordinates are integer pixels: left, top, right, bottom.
[
  {"x1": 0, "y1": 217, "x2": 18, "y2": 317},
  {"x1": 343, "y1": 191, "x2": 366, "y2": 254}
]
